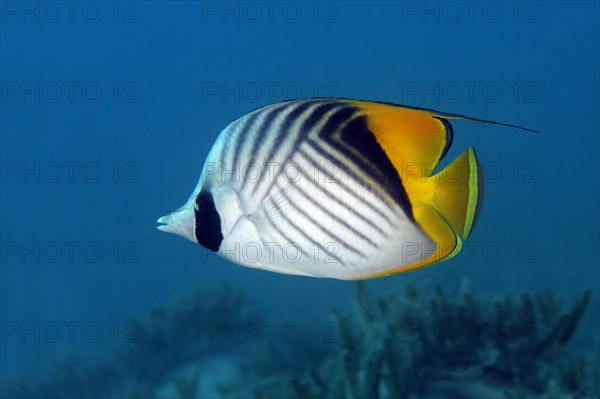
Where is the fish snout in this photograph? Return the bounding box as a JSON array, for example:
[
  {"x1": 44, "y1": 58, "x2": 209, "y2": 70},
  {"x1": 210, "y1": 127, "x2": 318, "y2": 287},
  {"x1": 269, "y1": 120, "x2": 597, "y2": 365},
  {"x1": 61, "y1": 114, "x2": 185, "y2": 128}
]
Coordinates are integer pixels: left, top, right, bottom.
[{"x1": 156, "y1": 206, "x2": 196, "y2": 243}]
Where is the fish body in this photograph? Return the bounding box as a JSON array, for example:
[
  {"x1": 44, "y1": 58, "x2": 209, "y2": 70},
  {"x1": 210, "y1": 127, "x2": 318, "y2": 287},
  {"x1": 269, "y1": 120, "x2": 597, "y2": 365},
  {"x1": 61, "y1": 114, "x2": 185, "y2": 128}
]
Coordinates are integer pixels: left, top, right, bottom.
[{"x1": 158, "y1": 98, "x2": 517, "y2": 280}]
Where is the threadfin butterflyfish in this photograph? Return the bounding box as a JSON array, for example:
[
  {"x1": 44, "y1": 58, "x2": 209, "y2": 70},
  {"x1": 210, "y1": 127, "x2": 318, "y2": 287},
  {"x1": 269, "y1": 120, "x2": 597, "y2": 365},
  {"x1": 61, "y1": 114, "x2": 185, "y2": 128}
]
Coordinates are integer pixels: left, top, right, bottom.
[{"x1": 157, "y1": 98, "x2": 534, "y2": 280}]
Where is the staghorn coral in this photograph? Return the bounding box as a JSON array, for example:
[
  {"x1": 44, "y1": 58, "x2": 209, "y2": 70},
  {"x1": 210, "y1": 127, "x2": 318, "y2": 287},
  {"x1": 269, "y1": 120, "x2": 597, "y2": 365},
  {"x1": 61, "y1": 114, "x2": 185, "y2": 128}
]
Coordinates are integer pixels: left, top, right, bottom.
[{"x1": 227, "y1": 281, "x2": 597, "y2": 399}]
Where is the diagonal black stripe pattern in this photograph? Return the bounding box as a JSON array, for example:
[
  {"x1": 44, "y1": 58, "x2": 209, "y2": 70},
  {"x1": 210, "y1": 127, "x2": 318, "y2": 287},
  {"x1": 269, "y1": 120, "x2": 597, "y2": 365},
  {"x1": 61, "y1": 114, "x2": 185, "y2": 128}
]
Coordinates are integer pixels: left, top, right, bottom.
[
  {"x1": 304, "y1": 143, "x2": 398, "y2": 228},
  {"x1": 266, "y1": 196, "x2": 343, "y2": 264},
  {"x1": 242, "y1": 100, "x2": 319, "y2": 192},
  {"x1": 289, "y1": 169, "x2": 381, "y2": 249},
  {"x1": 254, "y1": 101, "x2": 344, "y2": 197},
  {"x1": 333, "y1": 115, "x2": 414, "y2": 221},
  {"x1": 295, "y1": 153, "x2": 390, "y2": 238},
  {"x1": 231, "y1": 105, "x2": 283, "y2": 181},
  {"x1": 276, "y1": 182, "x2": 367, "y2": 259}
]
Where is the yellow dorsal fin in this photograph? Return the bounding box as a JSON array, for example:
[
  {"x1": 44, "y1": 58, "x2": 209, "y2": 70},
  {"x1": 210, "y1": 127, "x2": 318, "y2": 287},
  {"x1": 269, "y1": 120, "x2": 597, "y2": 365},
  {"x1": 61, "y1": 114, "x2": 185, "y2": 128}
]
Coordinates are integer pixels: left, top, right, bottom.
[
  {"x1": 342, "y1": 99, "x2": 535, "y2": 187},
  {"x1": 344, "y1": 100, "x2": 452, "y2": 184},
  {"x1": 342, "y1": 100, "x2": 483, "y2": 239},
  {"x1": 336, "y1": 99, "x2": 525, "y2": 279}
]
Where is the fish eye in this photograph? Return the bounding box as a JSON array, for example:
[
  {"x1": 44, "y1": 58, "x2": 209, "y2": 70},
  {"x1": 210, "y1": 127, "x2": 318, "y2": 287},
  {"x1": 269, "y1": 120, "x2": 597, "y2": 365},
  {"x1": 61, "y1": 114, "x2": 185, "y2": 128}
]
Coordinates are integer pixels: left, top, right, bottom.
[{"x1": 193, "y1": 192, "x2": 223, "y2": 252}]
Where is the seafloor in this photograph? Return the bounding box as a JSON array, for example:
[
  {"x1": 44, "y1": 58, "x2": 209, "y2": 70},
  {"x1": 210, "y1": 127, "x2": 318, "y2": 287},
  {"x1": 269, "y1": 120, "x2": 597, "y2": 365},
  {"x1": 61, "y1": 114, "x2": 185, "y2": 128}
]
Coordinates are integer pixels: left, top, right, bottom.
[{"x1": 1, "y1": 281, "x2": 598, "y2": 399}]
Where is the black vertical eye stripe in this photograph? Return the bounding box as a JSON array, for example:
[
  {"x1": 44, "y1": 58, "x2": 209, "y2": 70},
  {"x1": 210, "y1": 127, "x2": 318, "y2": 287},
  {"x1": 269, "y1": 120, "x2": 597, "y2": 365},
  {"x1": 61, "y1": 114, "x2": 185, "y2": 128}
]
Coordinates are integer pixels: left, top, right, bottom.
[{"x1": 194, "y1": 192, "x2": 223, "y2": 252}]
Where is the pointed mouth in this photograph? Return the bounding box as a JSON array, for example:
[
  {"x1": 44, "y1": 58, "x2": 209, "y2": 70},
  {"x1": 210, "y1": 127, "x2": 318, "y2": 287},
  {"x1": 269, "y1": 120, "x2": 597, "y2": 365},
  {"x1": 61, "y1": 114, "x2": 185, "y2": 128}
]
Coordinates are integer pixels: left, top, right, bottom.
[
  {"x1": 156, "y1": 214, "x2": 172, "y2": 232},
  {"x1": 156, "y1": 207, "x2": 196, "y2": 242}
]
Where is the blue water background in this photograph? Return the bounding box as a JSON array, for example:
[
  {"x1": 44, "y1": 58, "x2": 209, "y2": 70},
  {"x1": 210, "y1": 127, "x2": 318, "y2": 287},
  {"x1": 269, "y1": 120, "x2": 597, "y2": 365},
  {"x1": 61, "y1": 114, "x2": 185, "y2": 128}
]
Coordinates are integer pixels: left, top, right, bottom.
[{"x1": 1, "y1": 0, "x2": 598, "y2": 384}]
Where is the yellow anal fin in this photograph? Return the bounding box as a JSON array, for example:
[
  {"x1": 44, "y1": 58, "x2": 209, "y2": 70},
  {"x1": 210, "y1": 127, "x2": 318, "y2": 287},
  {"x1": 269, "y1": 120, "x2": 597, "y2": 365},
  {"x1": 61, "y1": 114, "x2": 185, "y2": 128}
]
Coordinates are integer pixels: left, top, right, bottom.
[{"x1": 353, "y1": 205, "x2": 461, "y2": 280}]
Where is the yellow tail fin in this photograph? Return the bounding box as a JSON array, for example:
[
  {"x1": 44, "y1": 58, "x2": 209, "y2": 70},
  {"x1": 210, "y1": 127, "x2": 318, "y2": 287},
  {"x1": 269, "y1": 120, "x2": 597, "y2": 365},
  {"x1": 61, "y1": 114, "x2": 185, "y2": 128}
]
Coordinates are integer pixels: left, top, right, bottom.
[{"x1": 420, "y1": 147, "x2": 482, "y2": 239}]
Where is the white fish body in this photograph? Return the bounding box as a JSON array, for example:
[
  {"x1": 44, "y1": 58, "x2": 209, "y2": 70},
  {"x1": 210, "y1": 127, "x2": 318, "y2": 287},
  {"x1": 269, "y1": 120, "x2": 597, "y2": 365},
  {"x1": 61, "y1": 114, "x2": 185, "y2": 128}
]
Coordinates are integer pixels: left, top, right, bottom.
[{"x1": 158, "y1": 98, "x2": 497, "y2": 280}]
